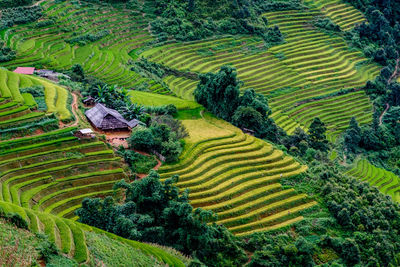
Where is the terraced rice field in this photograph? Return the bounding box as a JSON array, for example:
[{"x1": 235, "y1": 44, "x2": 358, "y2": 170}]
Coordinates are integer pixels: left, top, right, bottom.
[
  {"x1": 0, "y1": 72, "x2": 185, "y2": 265},
  {"x1": 0, "y1": 127, "x2": 126, "y2": 219},
  {"x1": 304, "y1": 0, "x2": 366, "y2": 31},
  {"x1": 158, "y1": 113, "x2": 316, "y2": 237},
  {"x1": 141, "y1": 6, "x2": 380, "y2": 141},
  {"x1": 0, "y1": 68, "x2": 71, "y2": 124},
  {"x1": 1, "y1": 0, "x2": 377, "y2": 140},
  {"x1": 129, "y1": 90, "x2": 201, "y2": 110},
  {"x1": 346, "y1": 159, "x2": 400, "y2": 203},
  {"x1": 0, "y1": 0, "x2": 169, "y2": 94}
]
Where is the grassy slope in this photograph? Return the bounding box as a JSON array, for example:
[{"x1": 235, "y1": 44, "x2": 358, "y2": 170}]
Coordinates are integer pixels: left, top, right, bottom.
[{"x1": 0, "y1": 216, "x2": 180, "y2": 267}]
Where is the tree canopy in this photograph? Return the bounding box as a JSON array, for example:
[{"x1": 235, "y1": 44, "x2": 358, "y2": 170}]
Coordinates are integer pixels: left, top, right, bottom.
[{"x1": 76, "y1": 171, "x2": 247, "y2": 266}]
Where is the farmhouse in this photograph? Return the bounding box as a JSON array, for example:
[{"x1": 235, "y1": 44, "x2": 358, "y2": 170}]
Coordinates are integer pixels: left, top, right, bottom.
[{"x1": 85, "y1": 103, "x2": 139, "y2": 131}]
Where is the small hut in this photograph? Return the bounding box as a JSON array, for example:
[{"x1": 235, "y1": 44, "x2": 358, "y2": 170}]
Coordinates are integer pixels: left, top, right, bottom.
[
  {"x1": 36, "y1": 69, "x2": 70, "y2": 82},
  {"x1": 82, "y1": 96, "x2": 96, "y2": 106},
  {"x1": 74, "y1": 128, "x2": 95, "y2": 139},
  {"x1": 241, "y1": 128, "x2": 255, "y2": 136},
  {"x1": 85, "y1": 103, "x2": 140, "y2": 131}
]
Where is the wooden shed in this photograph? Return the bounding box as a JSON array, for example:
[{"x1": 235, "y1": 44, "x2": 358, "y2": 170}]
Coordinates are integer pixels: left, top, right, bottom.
[
  {"x1": 85, "y1": 103, "x2": 140, "y2": 131},
  {"x1": 74, "y1": 128, "x2": 95, "y2": 139},
  {"x1": 82, "y1": 96, "x2": 96, "y2": 106}
]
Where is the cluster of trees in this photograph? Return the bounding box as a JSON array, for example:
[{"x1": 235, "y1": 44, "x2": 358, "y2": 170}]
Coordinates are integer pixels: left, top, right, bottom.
[
  {"x1": 342, "y1": 110, "x2": 400, "y2": 173},
  {"x1": 313, "y1": 17, "x2": 340, "y2": 32},
  {"x1": 128, "y1": 114, "x2": 187, "y2": 163},
  {"x1": 243, "y1": 152, "x2": 400, "y2": 266},
  {"x1": 0, "y1": 6, "x2": 42, "y2": 30},
  {"x1": 321, "y1": 166, "x2": 400, "y2": 266},
  {"x1": 0, "y1": 41, "x2": 16, "y2": 62},
  {"x1": 117, "y1": 146, "x2": 158, "y2": 174},
  {"x1": 65, "y1": 29, "x2": 110, "y2": 46},
  {"x1": 194, "y1": 65, "x2": 285, "y2": 142},
  {"x1": 76, "y1": 171, "x2": 247, "y2": 266},
  {"x1": 148, "y1": 0, "x2": 285, "y2": 43},
  {"x1": 0, "y1": 0, "x2": 32, "y2": 8},
  {"x1": 281, "y1": 118, "x2": 329, "y2": 159}
]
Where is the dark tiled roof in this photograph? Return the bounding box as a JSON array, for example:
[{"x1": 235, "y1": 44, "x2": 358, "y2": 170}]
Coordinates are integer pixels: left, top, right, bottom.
[{"x1": 85, "y1": 103, "x2": 138, "y2": 130}]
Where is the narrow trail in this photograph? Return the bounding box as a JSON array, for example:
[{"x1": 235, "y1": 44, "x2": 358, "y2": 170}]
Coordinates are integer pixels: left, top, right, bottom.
[
  {"x1": 59, "y1": 92, "x2": 80, "y2": 128},
  {"x1": 388, "y1": 58, "x2": 400, "y2": 84},
  {"x1": 379, "y1": 103, "x2": 390, "y2": 126},
  {"x1": 33, "y1": 0, "x2": 47, "y2": 7}
]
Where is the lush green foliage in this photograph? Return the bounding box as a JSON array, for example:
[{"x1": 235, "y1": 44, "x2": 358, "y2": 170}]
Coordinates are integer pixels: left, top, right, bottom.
[
  {"x1": 194, "y1": 65, "x2": 284, "y2": 142},
  {"x1": 0, "y1": 41, "x2": 16, "y2": 62},
  {"x1": 117, "y1": 146, "x2": 158, "y2": 174},
  {"x1": 128, "y1": 118, "x2": 184, "y2": 162},
  {"x1": 0, "y1": 0, "x2": 32, "y2": 8},
  {"x1": 66, "y1": 30, "x2": 110, "y2": 46},
  {"x1": 0, "y1": 6, "x2": 42, "y2": 30},
  {"x1": 148, "y1": 0, "x2": 286, "y2": 43},
  {"x1": 76, "y1": 171, "x2": 247, "y2": 266}
]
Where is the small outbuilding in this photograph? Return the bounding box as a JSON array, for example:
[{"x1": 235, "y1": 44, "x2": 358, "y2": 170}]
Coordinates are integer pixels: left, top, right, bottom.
[
  {"x1": 241, "y1": 128, "x2": 255, "y2": 136},
  {"x1": 36, "y1": 69, "x2": 70, "y2": 82},
  {"x1": 85, "y1": 103, "x2": 140, "y2": 131},
  {"x1": 74, "y1": 128, "x2": 95, "y2": 139},
  {"x1": 82, "y1": 96, "x2": 96, "y2": 106},
  {"x1": 14, "y1": 67, "x2": 35, "y2": 75}
]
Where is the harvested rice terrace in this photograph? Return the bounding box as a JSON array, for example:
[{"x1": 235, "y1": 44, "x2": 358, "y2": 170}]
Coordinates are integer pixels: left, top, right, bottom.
[
  {"x1": 346, "y1": 159, "x2": 400, "y2": 203},
  {"x1": 0, "y1": 0, "x2": 169, "y2": 94},
  {"x1": 158, "y1": 115, "x2": 316, "y2": 237},
  {"x1": 142, "y1": 6, "x2": 380, "y2": 142},
  {"x1": 0, "y1": 127, "x2": 127, "y2": 219}
]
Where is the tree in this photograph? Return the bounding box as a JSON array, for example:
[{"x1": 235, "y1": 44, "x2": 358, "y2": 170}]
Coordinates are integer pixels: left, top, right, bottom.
[
  {"x1": 341, "y1": 239, "x2": 361, "y2": 266},
  {"x1": 232, "y1": 106, "x2": 264, "y2": 130},
  {"x1": 343, "y1": 117, "x2": 361, "y2": 153},
  {"x1": 128, "y1": 128, "x2": 154, "y2": 151},
  {"x1": 70, "y1": 64, "x2": 85, "y2": 81},
  {"x1": 194, "y1": 65, "x2": 240, "y2": 121},
  {"x1": 387, "y1": 82, "x2": 400, "y2": 106},
  {"x1": 308, "y1": 117, "x2": 329, "y2": 151},
  {"x1": 283, "y1": 127, "x2": 309, "y2": 154}
]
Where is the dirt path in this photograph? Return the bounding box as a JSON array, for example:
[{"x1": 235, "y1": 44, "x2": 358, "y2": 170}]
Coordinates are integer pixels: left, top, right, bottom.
[
  {"x1": 59, "y1": 92, "x2": 80, "y2": 128},
  {"x1": 33, "y1": 0, "x2": 47, "y2": 7},
  {"x1": 388, "y1": 58, "x2": 400, "y2": 83},
  {"x1": 379, "y1": 103, "x2": 390, "y2": 126}
]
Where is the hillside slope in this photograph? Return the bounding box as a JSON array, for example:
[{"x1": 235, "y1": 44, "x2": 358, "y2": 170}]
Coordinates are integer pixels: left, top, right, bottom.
[
  {"x1": 0, "y1": 69, "x2": 186, "y2": 266},
  {"x1": 141, "y1": 5, "x2": 380, "y2": 141},
  {"x1": 159, "y1": 112, "x2": 316, "y2": 236}
]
